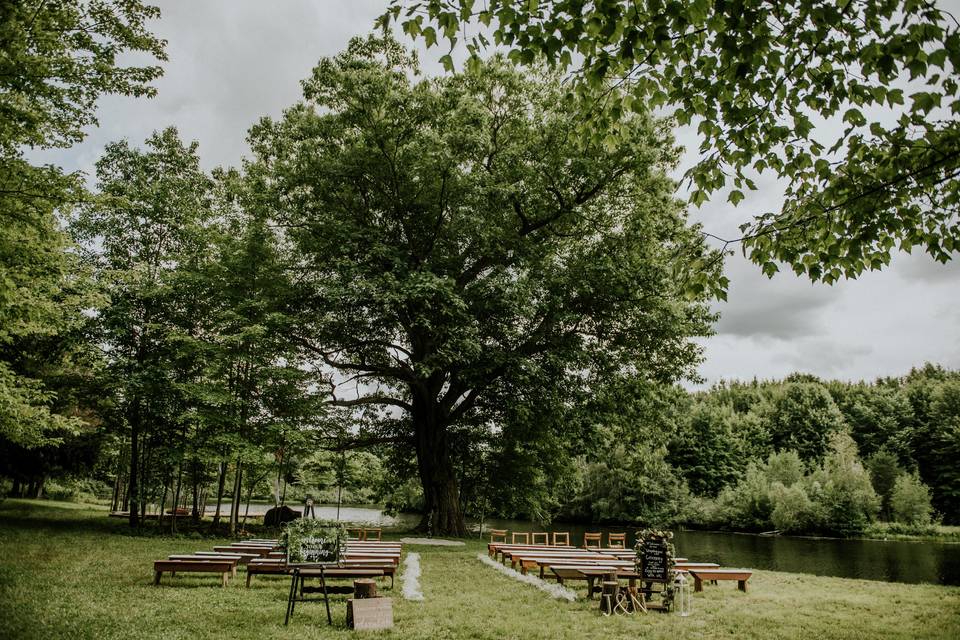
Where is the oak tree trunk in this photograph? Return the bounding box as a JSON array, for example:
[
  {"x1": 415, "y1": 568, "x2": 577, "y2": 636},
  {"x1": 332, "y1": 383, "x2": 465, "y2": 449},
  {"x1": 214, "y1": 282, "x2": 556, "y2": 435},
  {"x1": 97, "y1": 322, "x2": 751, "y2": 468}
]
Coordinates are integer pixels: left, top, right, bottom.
[{"x1": 413, "y1": 396, "x2": 467, "y2": 537}]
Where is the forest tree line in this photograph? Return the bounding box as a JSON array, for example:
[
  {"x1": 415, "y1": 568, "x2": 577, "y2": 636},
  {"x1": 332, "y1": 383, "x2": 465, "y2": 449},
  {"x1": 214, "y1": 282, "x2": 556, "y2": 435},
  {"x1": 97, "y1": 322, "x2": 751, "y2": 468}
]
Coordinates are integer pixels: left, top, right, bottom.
[{"x1": 5, "y1": 358, "x2": 957, "y2": 536}]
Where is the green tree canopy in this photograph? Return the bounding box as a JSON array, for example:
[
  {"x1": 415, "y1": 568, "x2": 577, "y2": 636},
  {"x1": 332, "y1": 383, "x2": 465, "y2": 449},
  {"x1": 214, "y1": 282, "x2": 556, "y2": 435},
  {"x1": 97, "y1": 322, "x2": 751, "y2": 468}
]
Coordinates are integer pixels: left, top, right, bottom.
[
  {"x1": 247, "y1": 35, "x2": 719, "y2": 534},
  {"x1": 386, "y1": 0, "x2": 960, "y2": 284},
  {"x1": 0, "y1": 0, "x2": 165, "y2": 447}
]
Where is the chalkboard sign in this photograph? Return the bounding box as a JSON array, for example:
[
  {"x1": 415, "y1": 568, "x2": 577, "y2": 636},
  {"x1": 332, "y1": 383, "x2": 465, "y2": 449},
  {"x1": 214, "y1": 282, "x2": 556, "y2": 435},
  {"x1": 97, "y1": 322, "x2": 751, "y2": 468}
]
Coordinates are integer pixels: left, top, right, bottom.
[
  {"x1": 283, "y1": 519, "x2": 345, "y2": 567},
  {"x1": 640, "y1": 537, "x2": 669, "y2": 581}
]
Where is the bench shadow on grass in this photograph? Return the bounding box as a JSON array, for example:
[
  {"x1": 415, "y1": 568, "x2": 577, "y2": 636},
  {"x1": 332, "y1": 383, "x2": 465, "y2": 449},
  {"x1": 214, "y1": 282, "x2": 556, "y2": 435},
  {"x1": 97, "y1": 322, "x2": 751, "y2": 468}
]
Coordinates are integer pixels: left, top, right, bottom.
[{"x1": 0, "y1": 500, "x2": 244, "y2": 540}]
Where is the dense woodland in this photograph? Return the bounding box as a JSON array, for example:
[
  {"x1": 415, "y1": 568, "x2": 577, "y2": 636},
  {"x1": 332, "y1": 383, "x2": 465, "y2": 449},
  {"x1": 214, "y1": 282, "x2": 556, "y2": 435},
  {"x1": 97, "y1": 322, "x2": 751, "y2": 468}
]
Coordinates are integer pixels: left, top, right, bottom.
[
  {"x1": 4, "y1": 360, "x2": 958, "y2": 534},
  {"x1": 3, "y1": 1, "x2": 959, "y2": 538}
]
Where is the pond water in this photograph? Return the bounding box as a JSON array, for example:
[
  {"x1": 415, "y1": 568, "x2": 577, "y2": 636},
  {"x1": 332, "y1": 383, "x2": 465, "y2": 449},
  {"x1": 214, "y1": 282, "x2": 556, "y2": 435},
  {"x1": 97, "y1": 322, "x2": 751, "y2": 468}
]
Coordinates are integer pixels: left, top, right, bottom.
[
  {"x1": 204, "y1": 502, "x2": 421, "y2": 528},
  {"x1": 478, "y1": 517, "x2": 960, "y2": 587}
]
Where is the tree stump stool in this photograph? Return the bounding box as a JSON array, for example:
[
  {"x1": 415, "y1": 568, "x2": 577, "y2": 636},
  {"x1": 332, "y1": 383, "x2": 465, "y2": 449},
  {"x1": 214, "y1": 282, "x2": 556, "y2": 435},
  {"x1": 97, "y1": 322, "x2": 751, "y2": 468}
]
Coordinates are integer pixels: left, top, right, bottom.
[{"x1": 354, "y1": 579, "x2": 378, "y2": 599}]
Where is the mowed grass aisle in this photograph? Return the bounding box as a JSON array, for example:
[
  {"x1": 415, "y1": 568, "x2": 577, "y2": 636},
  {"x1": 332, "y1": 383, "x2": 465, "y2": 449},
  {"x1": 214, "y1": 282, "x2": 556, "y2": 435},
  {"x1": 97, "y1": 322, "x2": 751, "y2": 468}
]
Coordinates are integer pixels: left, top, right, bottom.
[{"x1": 1, "y1": 500, "x2": 958, "y2": 640}]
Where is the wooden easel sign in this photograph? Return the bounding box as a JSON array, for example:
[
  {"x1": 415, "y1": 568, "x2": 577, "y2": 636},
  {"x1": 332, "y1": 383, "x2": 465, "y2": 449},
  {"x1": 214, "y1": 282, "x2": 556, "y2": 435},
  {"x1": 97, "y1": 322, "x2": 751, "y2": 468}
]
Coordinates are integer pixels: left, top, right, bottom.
[
  {"x1": 634, "y1": 529, "x2": 676, "y2": 612},
  {"x1": 283, "y1": 519, "x2": 345, "y2": 566}
]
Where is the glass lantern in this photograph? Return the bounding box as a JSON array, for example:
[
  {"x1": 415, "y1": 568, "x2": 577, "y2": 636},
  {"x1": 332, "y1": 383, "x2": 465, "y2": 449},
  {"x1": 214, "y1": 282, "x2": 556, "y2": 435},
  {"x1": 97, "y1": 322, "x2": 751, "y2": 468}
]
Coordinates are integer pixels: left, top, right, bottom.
[{"x1": 674, "y1": 571, "x2": 692, "y2": 617}]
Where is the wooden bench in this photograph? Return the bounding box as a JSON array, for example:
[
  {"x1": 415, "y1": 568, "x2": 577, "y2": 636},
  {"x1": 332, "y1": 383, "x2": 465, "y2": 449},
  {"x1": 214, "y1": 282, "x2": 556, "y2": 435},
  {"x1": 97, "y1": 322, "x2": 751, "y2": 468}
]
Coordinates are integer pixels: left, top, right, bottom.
[
  {"x1": 489, "y1": 543, "x2": 572, "y2": 560},
  {"x1": 153, "y1": 559, "x2": 234, "y2": 587},
  {"x1": 213, "y1": 545, "x2": 271, "y2": 557},
  {"x1": 674, "y1": 562, "x2": 720, "y2": 570},
  {"x1": 687, "y1": 568, "x2": 753, "y2": 592},
  {"x1": 246, "y1": 560, "x2": 397, "y2": 588},
  {"x1": 193, "y1": 550, "x2": 259, "y2": 565},
  {"x1": 552, "y1": 532, "x2": 570, "y2": 546},
  {"x1": 488, "y1": 529, "x2": 508, "y2": 544},
  {"x1": 347, "y1": 527, "x2": 366, "y2": 540},
  {"x1": 167, "y1": 555, "x2": 240, "y2": 577},
  {"x1": 583, "y1": 533, "x2": 602, "y2": 548},
  {"x1": 607, "y1": 533, "x2": 626, "y2": 548},
  {"x1": 511, "y1": 532, "x2": 530, "y2": 544},
  {"x1": 549, "y1": 566, "x2": 642, "y2": 599}
]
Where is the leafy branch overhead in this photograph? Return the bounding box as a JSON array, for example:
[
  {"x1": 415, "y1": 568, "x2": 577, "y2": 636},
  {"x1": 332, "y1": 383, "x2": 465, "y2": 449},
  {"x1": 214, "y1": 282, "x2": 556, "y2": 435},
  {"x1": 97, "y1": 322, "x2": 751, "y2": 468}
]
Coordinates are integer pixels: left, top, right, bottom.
[{"x1": 383, "y1": 0, "x2": 960, "y2": 283}]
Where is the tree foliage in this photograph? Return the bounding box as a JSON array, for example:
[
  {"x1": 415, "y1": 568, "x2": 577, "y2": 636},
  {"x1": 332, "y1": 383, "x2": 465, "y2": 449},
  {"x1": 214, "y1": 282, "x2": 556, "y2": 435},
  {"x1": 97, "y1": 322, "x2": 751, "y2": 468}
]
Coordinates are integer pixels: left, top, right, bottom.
[
  {"x1": 247, "y1": 35, "x2": 719, "y2": 534},
  {"x1": 0, "y1": 0, "x2": 165, "y2": 448},
  {"x1": 386, "y1": 0, "x2": 960, "y2": 283}
]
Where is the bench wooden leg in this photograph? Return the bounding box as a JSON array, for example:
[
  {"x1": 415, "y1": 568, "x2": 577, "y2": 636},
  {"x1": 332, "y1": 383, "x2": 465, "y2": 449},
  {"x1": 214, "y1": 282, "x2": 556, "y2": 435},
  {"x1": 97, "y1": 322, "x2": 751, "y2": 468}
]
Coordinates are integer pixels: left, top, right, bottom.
[
  {"x1": 246, "y1": 572, "x2": 253, "y2": 588},
  {"x1": 738, "y1": 580, "x2": 748, "y2": 592},
  {"x1": 154, "y1": 570, "x2": 162, "y2": 586},
  {"x1": 693, "y1": 577, "x2": 703, "y2": 593},
  {"x1": 222, "y1": 572, "x2": 228, "y2": 587}
]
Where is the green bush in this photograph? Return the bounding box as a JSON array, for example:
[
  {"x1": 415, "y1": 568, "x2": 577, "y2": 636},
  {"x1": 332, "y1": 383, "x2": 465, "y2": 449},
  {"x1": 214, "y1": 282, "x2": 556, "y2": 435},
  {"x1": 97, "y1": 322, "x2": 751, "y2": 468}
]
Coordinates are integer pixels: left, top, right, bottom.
[
  {"x1": 808, "y1": 433, "x2": 880, "y2": 536},
  {"x1": 891, "y1": 473, "x2": 934, "y2": 525},
  {"x1": 714, "y1": 463, "x2": 773, "y2": 531},
  {"x1": 769, "y1": 482, "x2": 816, "y2": 533},
  {"x1": 698, "y1": 433, "x2": 879, "y2": 536},
  {"x1": 44, "y1": 478, "x2": 112, "y2": 505}
]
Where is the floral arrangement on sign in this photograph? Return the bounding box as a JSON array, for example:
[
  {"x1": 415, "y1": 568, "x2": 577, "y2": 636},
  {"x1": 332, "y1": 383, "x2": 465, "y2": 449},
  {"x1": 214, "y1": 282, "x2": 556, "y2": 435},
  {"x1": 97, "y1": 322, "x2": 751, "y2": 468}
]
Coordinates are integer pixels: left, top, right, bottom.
[
  {"x1": 634, "y1": 528, "x2": 676, "y2": 610},
  {"x1": 281, "y1": 518, "x2": 346, "y2": 566}
]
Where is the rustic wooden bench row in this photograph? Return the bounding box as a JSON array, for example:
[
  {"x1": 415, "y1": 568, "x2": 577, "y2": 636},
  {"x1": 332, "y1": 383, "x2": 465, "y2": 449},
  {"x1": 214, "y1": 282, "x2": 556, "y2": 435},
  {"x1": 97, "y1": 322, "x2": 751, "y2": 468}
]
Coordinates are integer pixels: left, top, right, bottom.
[{"x1": 153, "y1": 559, "x2": 235, "y2": 587}]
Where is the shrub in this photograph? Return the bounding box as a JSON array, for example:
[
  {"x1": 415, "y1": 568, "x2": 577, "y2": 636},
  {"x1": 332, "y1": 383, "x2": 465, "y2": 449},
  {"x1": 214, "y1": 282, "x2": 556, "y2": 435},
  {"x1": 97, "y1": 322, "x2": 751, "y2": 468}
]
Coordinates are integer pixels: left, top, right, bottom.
[
  {"x1": 811, "y1": 433, "x2": 880, "y2": 536},
  {"x1": 714, "y1": 463, "x2": 773, "y2": 531},
  {"x1": 769, "y1": 482, "x2": 816, "y2": 533},
  {"x1": 891, "y1": 473, "x2": 933, "y2": 525}
]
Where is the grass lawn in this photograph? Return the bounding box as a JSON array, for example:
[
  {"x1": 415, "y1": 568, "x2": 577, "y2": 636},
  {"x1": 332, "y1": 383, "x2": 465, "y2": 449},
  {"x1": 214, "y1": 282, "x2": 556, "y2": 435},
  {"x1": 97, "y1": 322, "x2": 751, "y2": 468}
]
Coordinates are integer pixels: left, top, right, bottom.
[{"x1": 1, "y1": 499, "x2": 958, "y2": 639}]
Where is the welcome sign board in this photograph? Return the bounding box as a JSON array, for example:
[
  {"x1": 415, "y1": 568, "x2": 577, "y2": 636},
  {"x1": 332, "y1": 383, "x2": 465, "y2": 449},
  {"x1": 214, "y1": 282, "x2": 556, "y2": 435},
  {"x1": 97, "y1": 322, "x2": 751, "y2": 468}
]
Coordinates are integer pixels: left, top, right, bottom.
[{"x1": 283, "y1": 519, "x2": 345, "y2": 567}]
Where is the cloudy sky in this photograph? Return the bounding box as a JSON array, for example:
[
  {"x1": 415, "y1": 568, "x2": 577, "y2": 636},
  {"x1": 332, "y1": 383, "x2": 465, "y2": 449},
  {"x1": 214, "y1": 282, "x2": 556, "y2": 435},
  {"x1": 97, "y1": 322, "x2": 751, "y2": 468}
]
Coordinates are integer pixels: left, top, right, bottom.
[{"x1": 37, "y1": 1, "x2": 960, "y2": 387}]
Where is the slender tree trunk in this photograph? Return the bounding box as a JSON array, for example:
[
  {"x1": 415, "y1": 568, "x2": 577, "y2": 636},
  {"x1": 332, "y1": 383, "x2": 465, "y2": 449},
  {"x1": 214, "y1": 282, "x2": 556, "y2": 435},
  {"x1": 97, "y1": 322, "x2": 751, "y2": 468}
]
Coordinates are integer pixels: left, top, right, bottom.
[
  {"x1": 159, "y1": 481, "x2": 169, "y2": 526},
  {"x1": 127, "y1": 399, "x2": 141, "y2": 529},
  {"x1": 33, "y1": 476, "x2": 45, "y2": 499},
  {"x1": 171, "y1": 460, "x2": 183, "y2": 534},
  {"x1": 191, "y1": 461, "x2": 200, "y2": 523},
  {"x1": 413, "y1": 396, "x2": 467, "y2": 536},
  {"x1": 199, "y1": 486, "x2": 208, "y2": 520},
  {"x1": 11, "y1": 477, "x2": 21, "y2": 497},
  {"x1": 211, "y1": 459, "x2": 227, "y2": 528},
  {"x1": 242, "y1": 482, "x2": 254, "y2": 530},
  {"x1": 111, "y1": 471, "x2": 121, "y2": 512},
  {"x1": 228, "y1": 458, "x2": 243, "y2": 536},
  {"x1": 139, "y1": 439, "x2": 150, "y2": 522}
]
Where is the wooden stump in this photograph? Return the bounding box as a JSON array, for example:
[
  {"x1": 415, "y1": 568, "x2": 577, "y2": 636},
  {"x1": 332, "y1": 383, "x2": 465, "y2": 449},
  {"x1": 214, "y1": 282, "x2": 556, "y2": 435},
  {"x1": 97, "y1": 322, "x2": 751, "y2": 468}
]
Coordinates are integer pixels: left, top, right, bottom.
[{"x1": 354, "y1": 579, "x2": 378, "y2": 599}]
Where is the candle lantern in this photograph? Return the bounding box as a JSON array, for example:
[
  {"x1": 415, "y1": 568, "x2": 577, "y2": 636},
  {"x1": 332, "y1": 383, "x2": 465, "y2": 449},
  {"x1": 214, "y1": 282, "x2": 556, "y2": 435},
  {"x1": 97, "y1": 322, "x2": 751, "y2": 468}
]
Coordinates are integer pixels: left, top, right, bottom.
[{"x1": 674, "y1": 571, "x2": 692, "y2": 617}]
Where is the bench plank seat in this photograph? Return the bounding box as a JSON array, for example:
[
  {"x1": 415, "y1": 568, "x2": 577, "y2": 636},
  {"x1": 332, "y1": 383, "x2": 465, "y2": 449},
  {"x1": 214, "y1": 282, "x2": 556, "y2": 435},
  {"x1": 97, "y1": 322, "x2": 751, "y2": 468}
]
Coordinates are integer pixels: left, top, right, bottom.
[
  {"x1": 687, "y1": 568, "x2": 753, "y2": 592},
  {"x1": 154, "y1": 560, "x2": 234, "y2": 587}
]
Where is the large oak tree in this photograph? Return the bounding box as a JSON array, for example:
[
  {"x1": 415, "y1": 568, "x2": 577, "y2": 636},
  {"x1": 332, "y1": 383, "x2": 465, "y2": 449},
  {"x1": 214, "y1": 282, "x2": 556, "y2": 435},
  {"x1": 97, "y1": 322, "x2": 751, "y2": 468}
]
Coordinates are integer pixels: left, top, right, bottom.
[{"x1": 248, "y1": 36, "x2": 719, "y2": 535}]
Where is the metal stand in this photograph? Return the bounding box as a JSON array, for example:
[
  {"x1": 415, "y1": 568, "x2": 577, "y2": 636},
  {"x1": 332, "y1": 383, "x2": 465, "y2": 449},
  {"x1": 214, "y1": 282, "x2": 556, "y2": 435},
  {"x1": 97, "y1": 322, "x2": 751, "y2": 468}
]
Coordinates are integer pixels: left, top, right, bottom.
[{"x1": 284, "y1": 566, "x2": 332, "y2": 625}]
